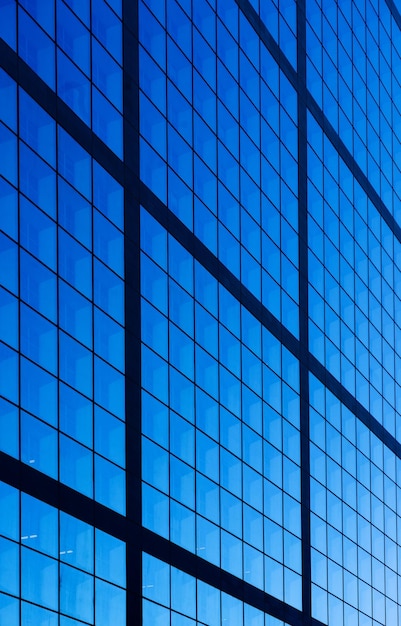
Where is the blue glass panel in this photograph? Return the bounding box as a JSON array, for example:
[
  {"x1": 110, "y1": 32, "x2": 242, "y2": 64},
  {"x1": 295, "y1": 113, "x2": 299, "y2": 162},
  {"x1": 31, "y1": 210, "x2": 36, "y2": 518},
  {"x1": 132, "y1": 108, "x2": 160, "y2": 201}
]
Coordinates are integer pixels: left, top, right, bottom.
[
  {"x1": 95, "y1": 529, "x2": 126, "y2": 586},
  {"x1": 59, "y1": 331, "x2": 92, "y2": 397},
  {"x1": 59, "y1": 383, "x2": 93, "y2": 448},
  {"x1": 0, "y1": 123, "x2": 17, "y2": 186},
  {"x1": 59, "y1": 434, "x2": 93, "y2": 497},
  {"x1": 57, "y1": 0, "x2": 90, "y2": 75},
  {"x1": 94, "y1": 210, "x2": 124, "y2": 276},
  {"x1": 57, "y1": 49, "x2": 91, "y2": 125},
  {"x1": 20, "y1": 251, "x2": 57, "y2": 321},
  {"x1": 92, "y1": 38, "x2": 122, "y2": 110},
  {"x1": 60, "y1": 512, "x2": 94, "y2": 573},
  {"x1": 92, "y1": 0, "x2": 122, "y2": 63},
  {"x1": 0, "y1": 536, "x2": 19, "y2": 595},
  {"x1": 21, "y1": 602, "x2": 58, "y2": 626},
  {"x1": 0, "y1": 593, "x2": 18, "y2": 624},
  {"x1": 20, "y1": 143, "x2": 56, "y2": 217},
  {"x1": 19, "y1": 90, "x2": 56, "y2": 166},
  {"x1": 0, "y1": 178, "x2": 17, "y2": 240},
  {"x1": 21, "y1": 357, "x2": 58, "y2": 427},
  {"x1": 93, "y1": 162, "x2": 124, "y2": 230},
  {"x1": 0, "y1": 1, "x2": 16, "y2": 49},
  {"x1": 20, "y1": 197, "x2": 56, "y2": 269},
  {"x1": 58, "y1": 128, "x2": 91, "y2": 200},
  {"x1": 18, "y1": 8, "x2": 55, "y2": 88},
  {"x1": 20, "y1": 304, "x2": 57, "y2": 374},
  {"x1": 58, "y1": 177, "x2": 92, "y2": 249},
  {"x1": 0, "y1": 69, "x2": 17, "y2": 131},
  {"x1": 22, "y1": 548, "x2": 57, "y2": 609},
  {"x1": 59, "y1": 280, "x2": 92, "y2": 348},
  {"x1": 60, "y1": 563, "x2": 94, "y2": 623},
  {"x1": 95, "y1": 454, "x2": 125, "y2": 513},
  {"x1": 95, "y1": 406, "x2": 124, "y2": 467},
  {"x1": 21, "y1": 412, "x2": 57, "y2": 478},
  {"x1": 19, "y1": 0, "x2": 55, "y2": 36},
  {"x1": 0, "y1": 397, "x2": 18, "y2": 457},
  {"x1": 92, "y1": 87, "x2": 123, "y2": 157},
  {"x1": 95, "y1": 579, "x2": 126, "y2": 626},
  {"x1": 94, "y1": 356, "x2": 124, "y2": 419},
  {"x1": 94, "y1": 259, "x2": 124, "y2": 323},
  {"x1": 59, "y1": 229, "x2": 92, "y2": 298},
  {"x1": 0, "y1": 342, "x2": 18, "y2": 403},
  {"x1": 0, "y1": 286, "x2": 18, "y2": 349},
  {"x1": 21, "y1": 493, "x2": 57, "y2": 557}
]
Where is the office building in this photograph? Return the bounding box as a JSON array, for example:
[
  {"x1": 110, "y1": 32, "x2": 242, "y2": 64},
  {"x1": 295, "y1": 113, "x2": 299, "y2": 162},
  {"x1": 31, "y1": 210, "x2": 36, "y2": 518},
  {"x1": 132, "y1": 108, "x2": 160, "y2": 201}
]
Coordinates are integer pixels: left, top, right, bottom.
[{"x1": 0, "y1": 0, "x2": 401, "y2": 624}]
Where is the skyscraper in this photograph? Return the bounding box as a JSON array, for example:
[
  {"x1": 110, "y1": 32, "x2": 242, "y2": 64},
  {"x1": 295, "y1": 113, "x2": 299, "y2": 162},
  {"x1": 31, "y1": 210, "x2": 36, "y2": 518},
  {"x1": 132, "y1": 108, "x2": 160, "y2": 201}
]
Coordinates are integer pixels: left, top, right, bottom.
[{"x1": 1, "y1": 0, "x2": 401, "y2": 624}]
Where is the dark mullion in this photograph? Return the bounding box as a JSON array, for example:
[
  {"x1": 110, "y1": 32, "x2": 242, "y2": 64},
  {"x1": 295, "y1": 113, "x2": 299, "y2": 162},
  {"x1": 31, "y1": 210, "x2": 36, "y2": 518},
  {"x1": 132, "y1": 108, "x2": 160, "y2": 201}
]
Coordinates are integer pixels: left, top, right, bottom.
[
  {"x1": 296, "y1": 0, "x2": 311, "y2": 618},
  {"x1": 122, "y1": 0, "x2": 142, "y2": 623}
]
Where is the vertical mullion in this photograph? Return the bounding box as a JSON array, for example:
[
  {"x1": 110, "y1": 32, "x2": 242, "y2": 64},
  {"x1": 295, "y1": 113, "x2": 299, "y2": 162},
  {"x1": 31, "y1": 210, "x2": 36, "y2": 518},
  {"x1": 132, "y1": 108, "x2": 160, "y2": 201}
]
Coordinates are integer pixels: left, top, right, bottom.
[
  {"x1": 296, "y1": 0, "x2": 311, "y2": 619},
  {"x1": 122, "y1": 0, "x2": 142, "y2": 623}
]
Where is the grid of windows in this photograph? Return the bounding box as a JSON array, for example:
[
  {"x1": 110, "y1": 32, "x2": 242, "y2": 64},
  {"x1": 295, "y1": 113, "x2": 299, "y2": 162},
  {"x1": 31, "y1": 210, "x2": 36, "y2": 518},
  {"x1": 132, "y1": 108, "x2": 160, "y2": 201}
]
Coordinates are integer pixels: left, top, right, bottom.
[
  {"x1": 139, "y1": 0, "x2": 299, "y2": 337},
  {"x1": 0, "y1": 0, "x2": 123, "y2": 156},
  {"x1": 3, "y1": 0, "x2": 401, "y2": 624},
  {"x1": 140, "y1": 207, "x2": 302, "y2": 609},
  {"x1": 0, "y1": 481, "x2": 126, "y2": 625},
  {"x1": 0, "y1": 67, "x2": 125, "y2": 515},
  {"x1": 306, "y1": 0, "x2": 401, "y2": 213},
  {"x1": 142, "y1": 552, "x2": 291, "y2": 626},
  {"x1": 310, "y1": 376, "x2": 401, "y2": 625},
  {"x1": 307, "y1": 112, "x2": 401, "y2": 439}
]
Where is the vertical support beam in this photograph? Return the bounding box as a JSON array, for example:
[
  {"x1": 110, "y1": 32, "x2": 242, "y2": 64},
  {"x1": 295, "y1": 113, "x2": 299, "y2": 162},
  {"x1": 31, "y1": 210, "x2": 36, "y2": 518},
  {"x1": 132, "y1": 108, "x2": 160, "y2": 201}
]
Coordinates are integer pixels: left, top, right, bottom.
[
  {"x1": 296, "y1": 0, "x2": 312, "y2": 619},
  {"x1": 122, "y1": 0, "x2": 142, "y2": 622}
]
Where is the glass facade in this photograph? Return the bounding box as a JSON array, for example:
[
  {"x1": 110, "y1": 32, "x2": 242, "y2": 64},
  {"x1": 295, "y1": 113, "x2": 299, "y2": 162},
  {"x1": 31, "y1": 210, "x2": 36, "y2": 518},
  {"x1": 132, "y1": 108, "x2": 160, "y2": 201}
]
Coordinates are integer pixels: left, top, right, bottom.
[{"x1": 1, "y1": 0, "x2": 401, "y2": 625}]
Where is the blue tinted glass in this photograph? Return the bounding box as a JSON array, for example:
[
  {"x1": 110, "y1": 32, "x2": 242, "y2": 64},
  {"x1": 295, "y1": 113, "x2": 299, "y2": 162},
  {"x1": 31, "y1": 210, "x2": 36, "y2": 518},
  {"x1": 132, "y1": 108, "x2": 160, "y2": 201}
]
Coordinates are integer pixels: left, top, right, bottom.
[
  {"x1": 95, "y1": 454, "x2": 125, "y2": 514},
  {"x1": 19, "y1": 90, "x2": 56, "y2": 166},
  {"x1": 92, "y1": 0, "x2": 122, "y2": 63},
  {"x1": 0, "y1": 178, "x2": 17, "y2": 240},
  {"x1": 94, "y1": 210, "x2": 124, "y2": 276},
  {"x1": 20, "y1": 304, "x2": 57, "y2": 374},
  {"x1": 0, "y1": 1, "x2": 16, "y2": 49},
  {"x1": 20, "y1": 197, "x2": 56, "y2": 269},
  {"x1": 18, "y1": 9, "x2": 55, "y2": 88},
  {"x1": 19, "y1": 143, "x2": 56, "y2": 217},
  {"x1": 60, "y1": 563, "x2": 94, "y2": 623},
  {"x1": 0, "y1": 287, "x2": 18, "y2": 349},
  {"x1": 21, "y1": 411, "x2": 57, "y2": 478},
  {"x1": 95, "y1": 405, "x2": 124, "y2": 466},
  {"x1": 65, "y1": 0, "x2": 90, "y2": 24},
  {"x1": 21, "y1": 357, "x2": 58, "y2": 427},
  {"x1": 94, "y1": 259, "x2": 124, "y2": 323},
  {"x1": 0, "y1": 342, "x2": 18, "y2": 403},
  {"x1": 0, "y1": 123, "x2": 17, "y2": 186},
  {"x1": 22, "y1": 548, "x2": 57, "y2": 609},
  {"x1": 21, "y1": 602, "x2": 58, "y2": 626},
  {"x1": 0, "y1": 397, "x2": 18, "y2": 457},
  {"x1": 19, "y1": 0, "x2": 55, "y2": 36},
  {"x1": 58, "y1": 177, "x2": 92, "y2": 249},
  {"x1": 0, "y1": 69, "x2": 17, "y2": 131},
  {"x1": 59, "y1": 280, "x2": 92, "y2": 347},
  {"x1": 57, "y1": 0, "x2": 90, "y2": 74},
  {"x1": 59, "y1": 383, "x2": 93, "y2": 447},
  {"x1": 93, "y1": 162, "x2": 123, "y2": 229},
  {"x1": 0, "y1": 536, "x2": 19, "y2": 595},
  {"x1": 94, "y1": 356, "x2": 125, "y2": 419},
  {"x1": 59, "y1": 332, "x2": 92, "y2": 397},
  {"x1": 94, "y1": 307, "x2": 124, "y2": 371},
  {"x1": 57, "y1": 50, "x2": 91, "y2": 124},
  {"x1": 59, "y1": 434, "x2": 93, "y2": 497},
  {"x1": 59, "y1": 229, "x2": 92, "y2": 298},
  {"x1": 58, "y1": 128, "x2": 91, "y2": 199},
  {"x1": 92, "y1": 38, "x2": 122, "y2": 110},
  {"x1": 21, "y1": 493, "x2": 58, "y2": 557},
  {"x1": 60, "y1": 511, "x2": 94, "y2": 573},
  {"x1": 20, "y1": 251, "x2": 57, "y2": 321},
  {"x1": 92, "y1": 87, "x2": 123, "y2": 158},
  {"x1": 95, "y1": 579, "x2": 126, "y2": 626}
]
